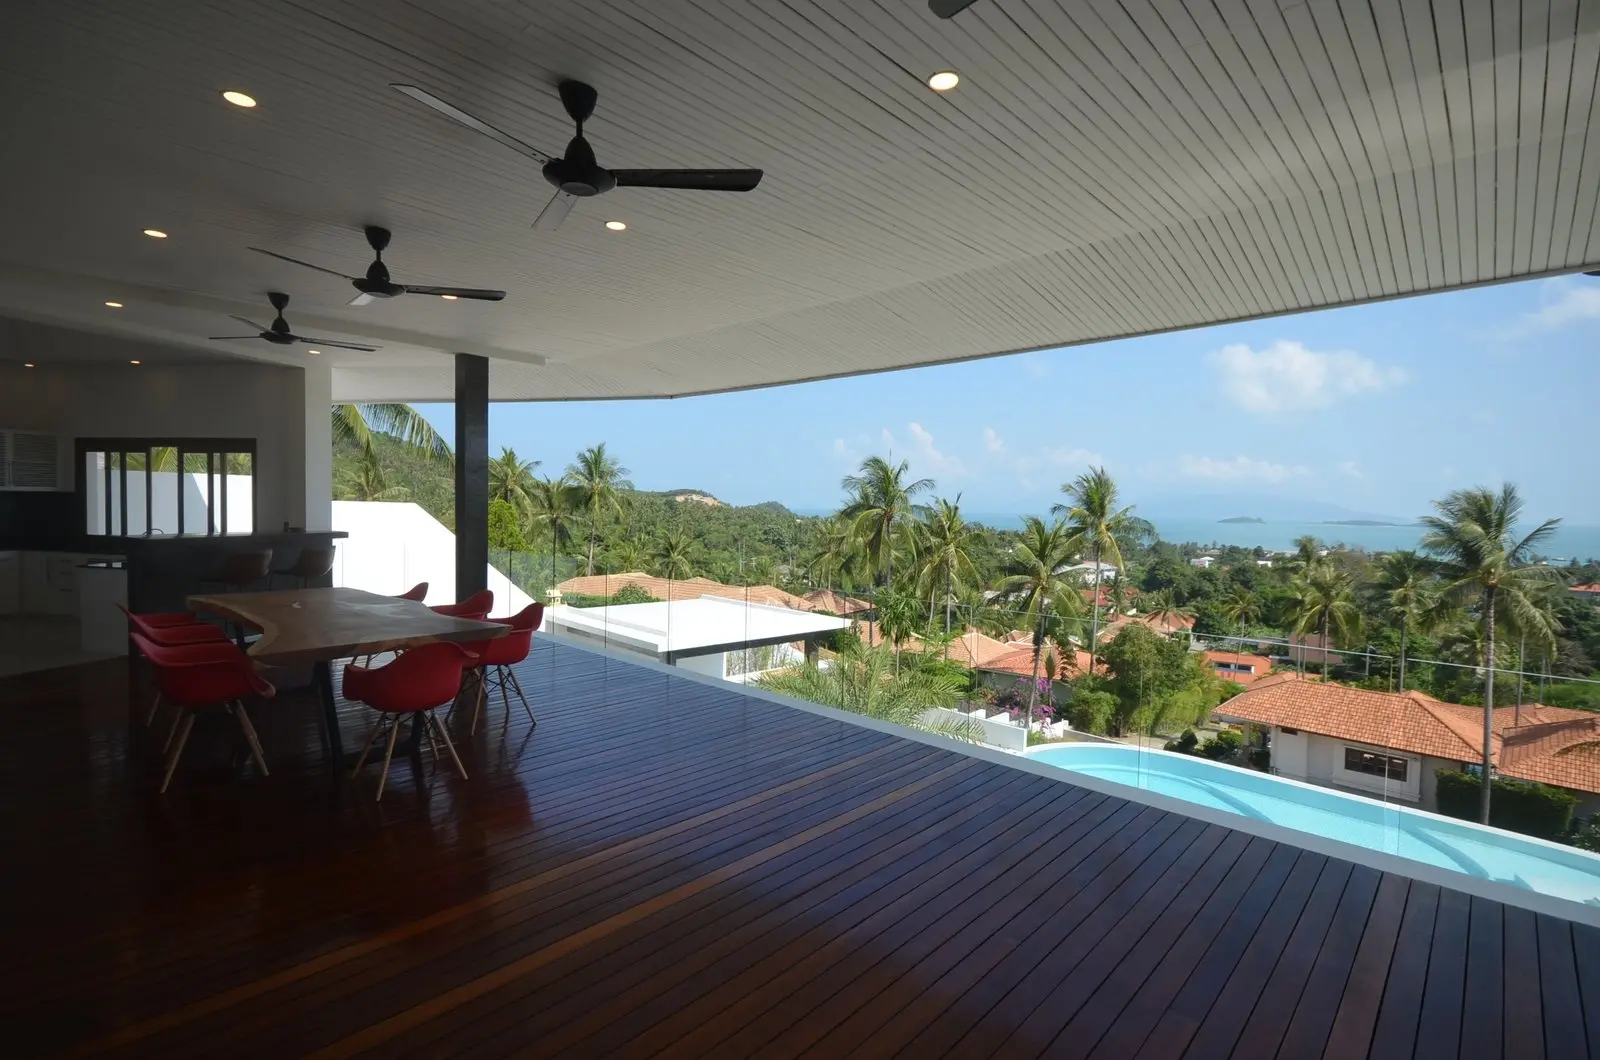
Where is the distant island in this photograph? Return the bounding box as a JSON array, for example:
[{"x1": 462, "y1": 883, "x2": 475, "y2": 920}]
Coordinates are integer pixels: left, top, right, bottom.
[{"x1": 1219, "y1": 516, "x2": 1265, "y2": 524}]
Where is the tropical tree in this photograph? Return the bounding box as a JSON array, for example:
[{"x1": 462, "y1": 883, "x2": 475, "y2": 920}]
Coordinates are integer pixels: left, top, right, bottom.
[
  {"x1": 332, "y1": 403, "x2": 451, "y2": 460},
  {"x1": 653, "y1": 525, "x2": 697, "y2": 580},
  {"x1": 528, "y1": 475, "x2": 582, "y2": 592},
  {"x1": 808, "y1": 516, "x2": 867, "y2": 596},
  {"x1": 840, "y1": 456, "x2": 934, "y2": 597},
  {"x1": 1422, "y1": 484, "x2": 1562, "y2": 824},
  {"x1": 608, "y1": 536, "x2": 648, "y2": 574},
  {"x1": 488, "y1": 447, "x2": 540, "y2": 515},
  {"x1": 1053, "y1": 466, "x2": 1135, "y2": 678},
  {"x1": 1137, "y1": 588, "x2": 1196, "y2": 633},
  {"x1": 1220, "y1": 586, "x2": 1262, "y2": 630},
  {"x1": 875, "y1": 585, "x2": 924, "y2": 671},
  {"x1": 566, "y1": 443, "x2": 634, "y2": 575},
  {"x1": 1290, "y1": 560, "x2": 1363, "y2": 665},
  {"x1": 759, "y1": 639, "x2": 978, "y2": 741},
  {"x1": 1291, "y1": 535, "x2": 1323, "y2": 569},
  {"x1": 915, "y1": 496, "x2": 980, "y2": 634},
  {"x1": 333, "y1": 445, "x2": 408, "y2": 501},
  {"x1": 995, "y1": 517, "x2": 1087, "y2": 712},
  {"x1": 1375, "y1": 550, "x2": 1437, "y2": 693}
]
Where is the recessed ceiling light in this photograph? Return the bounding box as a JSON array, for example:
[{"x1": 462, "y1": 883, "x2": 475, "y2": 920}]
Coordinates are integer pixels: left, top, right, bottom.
[
  {"x1": 928, "y1": 70, "x2": 960, "y2": 92},
  {"x1": 605, "y1": 220, "x2": 627, "y2": 231},
  {"x1": 129, "y1": 360, "x2": 141, "y2": 365},
  {"x1": 143, "y1": 229, "x2": 168, "y2": 239},
  {"x1": 440, "y1": 294, "x2": 458, "y2": 300},
  {"x1": 307, "y1": 349, "x2": 321, "y2": 355},
  {"x1": 104, "y1": 301, "x2": 124, "y2": 308},
  {"x1": 221, "y1": 90, "x2": 257, "y2": 108},
  {"x1": 23, "y1": 363, "x2": 34, "y2": 368}
]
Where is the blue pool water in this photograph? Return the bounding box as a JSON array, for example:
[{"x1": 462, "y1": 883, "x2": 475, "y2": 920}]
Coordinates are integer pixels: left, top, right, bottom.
[{"x1": 1028, "y1": 743, "x2": 1600, "y2": 907}]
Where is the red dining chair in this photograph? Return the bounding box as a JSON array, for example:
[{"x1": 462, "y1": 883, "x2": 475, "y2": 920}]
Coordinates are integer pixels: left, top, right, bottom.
[
  {"x1": 396, "y1": 582, "x2": 429, "y2": 602},
  {"x1": 120, "y1": 603, "x2": 233, "y2": 727},
  {"x1": 343, "y1": 642, "x2": 474, "y2": 800},
  {"x1": 458, "y1": 603, "x2": 544, "y2": 735},
  {"x1": 130, "y1": 633, "x2": 274, "y2": 793},
  {"x1": 430, "y1": 589, "x2": 494, "y2": 620}
]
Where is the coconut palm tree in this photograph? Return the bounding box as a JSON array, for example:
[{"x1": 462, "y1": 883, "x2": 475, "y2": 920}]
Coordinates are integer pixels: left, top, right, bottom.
[
  {"x1": 759, "y1": 638, "x2": 978, "y2": 741},
  {"x1": 996, "y1": 517, "x2": 1087, "y2": 712},
  {"x1": 332, "y1": 403, "x2": 451, "y2": 460},
  {"x1": 1054, "y1": 467, "x2": 1135, "y2": 679},
  {"x1": 1220, "y1": 586, "x2": 1262, "y2": 673},
  {"x1": 488, "y1": 447, "x2": 540, "y2": 515},
  {"x1": 653, "y1": 525, "x2": 697, "y2": 580},
  {"x1": 915, "y1": 496, "x2": 980, "y2": 634},
  {"x1": 1291, "y1": 535, "x2": 1323, "y2": 569},
  {"x1": 566, "y1": 444, "x2": 634, "y2": 575},
  {"x1": 840, "y1": 456, "x2": 934, "y2": 598},
  {"x1": 1422, "y1": 484, "x2": 1562, "y2": 824},
  {"x1": 528, "y1": 475, "x2": 581, "y2": 593},
  {"x1": 1374, "y1": 550, "x2": 1437, "y2": 693},
  {"x1": 1290, "y1": 559, "x2": 1363, "y2": 665},
  {"x1": 334, "y1": 445, "x2": 408, "y2": 501},
  {"x1": 607, "y1": 536, "x2": 648, "y2": 574},
  {"x1": 807, "y1": 515, "x2": 867, "y2": 596}
]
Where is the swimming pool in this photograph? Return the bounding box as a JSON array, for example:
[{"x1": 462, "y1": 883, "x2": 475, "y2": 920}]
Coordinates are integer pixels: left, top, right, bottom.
[{"x1": 1027, "y1": 742, "x2": 1600, "y2": 907}]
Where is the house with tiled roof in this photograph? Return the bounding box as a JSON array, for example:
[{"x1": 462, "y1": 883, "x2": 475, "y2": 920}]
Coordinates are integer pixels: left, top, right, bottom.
[
  {"x1": 555, "y1": 572, "x2": 810, "y2": 611},
  {"x1": 799, "y1": 588, "x2": 872, "y2": 616},
  {"x1": 1200, "y1": 650, "x2": 1276, "y2": 685},
  {"x1": 1571, "y1": 583, "x2": 1600, "y2": 600},
  {"x1": 1215, "y1": 672, "x2": 1600, "y2": 813}
]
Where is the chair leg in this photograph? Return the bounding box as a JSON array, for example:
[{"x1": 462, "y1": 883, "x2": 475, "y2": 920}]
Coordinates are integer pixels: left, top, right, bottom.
[
  {"x1": 351, "y1": 714, "x2": 386, "y2": 777},
  {"x1": 507, "y1": 668, "x2": 536, "y2": 728},
  {"x1": 232, "y1": 700, "x2": 269, "y2": 777},
  {"x1": 162, "y1": 707, "x2": 184, "y2": 752},
  {"x1": 160, "y1": 713, "x2": 196, "y2": 793},
  {"x1": 144, "y1": 690, "x2": 163, "y2": 727},
  {"x1": 470, "y1": 672, "x2": 488, "y2": 736},
  {"x1": 374, "y1": 717, "x2": 402, "y2": 800},
  {"x1": 428, "y1": 711, "x2": 469, "y2": 780}
]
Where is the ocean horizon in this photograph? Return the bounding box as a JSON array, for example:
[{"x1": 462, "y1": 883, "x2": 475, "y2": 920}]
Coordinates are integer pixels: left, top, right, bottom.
[{"x1": 790, "y1": 509, "x2": 1600, "y2": 561}]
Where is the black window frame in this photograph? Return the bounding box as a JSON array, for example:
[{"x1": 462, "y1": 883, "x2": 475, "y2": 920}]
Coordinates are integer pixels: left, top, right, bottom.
[
  {"x1": 75, "y1": 437, "x2": 257, "y2": 537},
  {"x1": 1342, "y1": 746, "x2": 1409, "y2": 782}
]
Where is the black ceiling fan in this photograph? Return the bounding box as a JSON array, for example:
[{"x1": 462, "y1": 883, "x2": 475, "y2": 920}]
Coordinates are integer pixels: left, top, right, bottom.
[
  {"x1": 392, "y1": 80, "x2": 763, "y2": 231},
  {"x1": 208, "y1": 292, "x2": 379, "y2": 352},
  {"x1": 249, "y1": 226, "x2": 505, "y2": 306},
  {"x1": 929, "y1": 0, "x2": 983, "y2": 16}
]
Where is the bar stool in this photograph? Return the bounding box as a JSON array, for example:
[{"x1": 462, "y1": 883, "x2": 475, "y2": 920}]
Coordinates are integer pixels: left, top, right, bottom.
[
  {"x1": 270, "y1": 545, "x2": 336, "y2": 589},
  {"x1": 197, "y1": 549, "x2": 274, "y2": 647}
]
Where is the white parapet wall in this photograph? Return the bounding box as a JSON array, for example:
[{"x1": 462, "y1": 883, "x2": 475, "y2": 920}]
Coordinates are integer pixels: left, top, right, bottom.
[
  {"x1": 923, "y1": 707, "x2": 1028, "y2": 752},
  {"x1": 331, "y1": 500, "x2": 533, "y2": 613}
]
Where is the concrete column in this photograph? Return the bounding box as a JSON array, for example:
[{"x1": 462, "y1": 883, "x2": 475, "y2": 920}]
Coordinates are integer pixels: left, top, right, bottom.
[
  {"x1": 299, "y1": 361, "x2": 334, "y2": 532},
  {"x1": 455, "y1": 354, "x2": 489, "y2": 598}
]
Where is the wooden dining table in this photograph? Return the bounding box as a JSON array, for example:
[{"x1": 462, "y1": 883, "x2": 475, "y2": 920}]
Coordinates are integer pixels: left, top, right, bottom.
[{"x1": 186, "y1": 587, "x2": 507, "y2": 766}]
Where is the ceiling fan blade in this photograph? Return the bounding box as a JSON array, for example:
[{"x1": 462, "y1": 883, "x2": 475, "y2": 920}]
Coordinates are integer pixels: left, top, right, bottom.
[
  {"x1": 532, "y1": 191, "x2": 577, "y2": 231},
  {"x1": 348, "y1": 292, "x2": 376, "y2": 307},
  {"x1": 611, "y1": 169, "x2": 763, "y2": 191},
  {"x1": 248, "y1": 247, "x2": 356, "y2": 280},
  {"x1": 208, "y1": 335, "x2": 259, "y2": 341},
  {"x1": 401, "y1": 285, "x2": 506, "y2": 301},
  {"x1": 929, "y1": 0, "x2": 982, "y2": 17},
  {"x1": 229, "y1": 316, "x2": 268, "y2": 331},
  {"x1": 294, "y1": 336, "x2": 380, "y2": 352},
  {"x1": 391, "y1": 84, "x2": 552, "y2": 163}
]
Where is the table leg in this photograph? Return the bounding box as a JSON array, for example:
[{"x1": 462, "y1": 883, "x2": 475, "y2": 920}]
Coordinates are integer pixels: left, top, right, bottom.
[{"x1": 314, "y1": 660, "x2": 345, "y2": 766}]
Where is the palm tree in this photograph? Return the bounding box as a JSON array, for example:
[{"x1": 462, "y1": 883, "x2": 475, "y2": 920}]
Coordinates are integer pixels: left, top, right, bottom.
[
  {"x1": 808, "y1": 516, "x2": 867, "y2": 596},
  {"x1": 488, "y1": 447, "x2": 540, "y2": 515},
  {"x1": 996, "y1": 517, "x2": 1087, "y2": 712},
  {"x1": 1374, "y1": 551, "x2": 1437, "y2": 693},
  {"x1": 332, "y1": 403, "x2": 451, "y2": 460},
  {"x1": 608, "y1": 536, "x2": 648, "y2": 574},
  {"x1": 915, "y1": 496, "x2": 980, "y2": 634},
  {"x1": 840, "y1": 456, "x2": 934, "y2": 598},
  {"x1": 1422, "y1": 484, "x2": 1562, "y2": 824},
  {"x1": 653, "y1": 526, "x2": 697, "y2": 580},
  {"x1": 566, "y1": 444, "x2": 634, "y2": 575},
  {"x1": 1137, "y1": 588, "x2": 1196, "y2": 634},
  {"x1": 334, "y1": 445, "x2": 408, "y2": 501},
  {"x1": 1054, "y1": 467, "x2": 1135, "y2": 679},
  {"x1": 1291, "y1": 535, "x2": 1322, "y2": 569},
  {"x1": 1290, "y1": 559, "x2": 1363, "y2": 666},
  {"x1": 528, "y1": 475, "x2": 581, "y2": 593},
  {"x1": 759, "y1": 639, "x2": 978, "y2": 741},
  {"x1": 1220, "y1": 586, "x2": 1262, "y2": 674}
]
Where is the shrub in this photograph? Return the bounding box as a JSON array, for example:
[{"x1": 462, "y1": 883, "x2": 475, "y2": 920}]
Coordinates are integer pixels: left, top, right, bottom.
[
  {"x1": 1199, "y1": 728, "x2": 1244, "y2": 761},
  {"x1": 1067, "y1": 690, "x2": 1117, "y2": 735},
  {"x1": 1247, "y1": 746, "x2": 1271, "y2": 771},
  {"x1": 1434, "y1": 769, "x2": 1578, "y2": 841},
  {"x1": 611, "y1": 584, "x2": 657, "y2": 605},
  {"x1": 1163, "y1": 729, "x2": 1199, "y2": 755}
]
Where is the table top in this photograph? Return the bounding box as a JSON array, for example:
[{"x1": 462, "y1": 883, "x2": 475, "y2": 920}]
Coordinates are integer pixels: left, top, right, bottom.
[{"x1": 186, "y1": 587, "x2": 507, "y2": 664}]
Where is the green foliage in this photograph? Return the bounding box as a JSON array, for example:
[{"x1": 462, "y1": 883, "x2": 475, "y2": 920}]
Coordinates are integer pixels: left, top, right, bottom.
[
  {"x1": 487, "y1": 498, "x2": 527, "y2": 551},
  {"x1": 1434, "y1": 769, "x2": 1577, "y2": 840},
  {"x1": 1199, "y1": 728, "x2": 1244, "y2": 760},
  {"x1": 1101, "y1": 624, "x2": 1192, "y2": 734},
  {"x1": 1068, "y1": 689, "x2": 1118, "y2": 735},
  {"x1": 1543, "y1": 682, "x2": 1600, "y2": 711},
  {"x1": 1163, "y1": 729, "x2": 1199, "y2": 754},
  {"x1": 611, "y1": 584, "x2": 656, "y2": 605},
  {"x1": 1570, "y1": 816, "x2": 1600, "y2": 853},
  {"x1": 758, "y1": 639, "x2": 978, "y2": 741}
]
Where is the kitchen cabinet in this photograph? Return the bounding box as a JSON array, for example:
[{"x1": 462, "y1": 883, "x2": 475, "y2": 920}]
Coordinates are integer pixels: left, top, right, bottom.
[{"x1": 12, "y1": 552, "x2": 120, "y2": 616}]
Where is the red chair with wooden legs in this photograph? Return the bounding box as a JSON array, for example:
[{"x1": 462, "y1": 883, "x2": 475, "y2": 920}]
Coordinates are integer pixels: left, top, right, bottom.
[
  {"x1": 396, "y1": 582, "x2": 429, "y2": 601},
  {"x1": 119, "y1": 603, "x2": 233, "y2": 728},
  {"x1": 130, "y1": 633, "x2": 273, "y2": 793},
  {"x1": 458, "y1": 603, "x2": 544, "y2": 734},
  {"x1": 430, "y1": 589, "x2": 494, "y2": 620},
  {"x1": 343, "y1": 642, "x2": 474, "y2": 800}
]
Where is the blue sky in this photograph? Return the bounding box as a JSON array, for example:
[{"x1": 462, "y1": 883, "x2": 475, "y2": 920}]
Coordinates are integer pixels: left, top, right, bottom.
[{"x1": 416, "y1": 273, "x2": 1600, "y2": 524}]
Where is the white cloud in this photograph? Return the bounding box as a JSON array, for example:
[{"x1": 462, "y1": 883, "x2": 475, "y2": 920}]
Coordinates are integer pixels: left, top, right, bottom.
[
  {"x1": 1208, "y1": 340, "x2": 1405, "y2": 416},
  {"x1": 1520, "y1": 276, "x2": 1600, "y2": 331},
  {"x1": 1177, "y1": 454, "x2": 1310, "y2": 484},
  {"x1": 1338, "y1": 460, "x2": 1363, "y2": 479},
  {"x1": 984, "y1": 427, "x2": 1005, "y2": 453},
  {"x1": 907, "y1": 421, "x2": 966, "y2": 477}
]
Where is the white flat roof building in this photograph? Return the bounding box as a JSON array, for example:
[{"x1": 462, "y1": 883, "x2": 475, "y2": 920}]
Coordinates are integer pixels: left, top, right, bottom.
[{"x1": 546, "y1": 595, "x2": 849, "y2": 664}]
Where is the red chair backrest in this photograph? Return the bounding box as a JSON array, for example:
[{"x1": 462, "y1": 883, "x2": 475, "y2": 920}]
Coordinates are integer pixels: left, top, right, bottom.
[
  {"x1": 497, "y1": 602, "x2": 545, "y2": 631},
  {"x1": 431, "y1": 589, "x2": 494, "y2": 619},
  {"x1": 396, "y1": 582, "x2": 429, "y2": 602},
  {"x1": 343, "y1": 642, "x2": 473, "y2": 713},
  {"x1": 120, "y1": 605, "x2": 228, "y2": 647},
  {"x1": 476, "y1": 626, "x2": 534, "y2": 667},
  {"x1": 130, "y1": 633, "x2": 274, "y2": 707}
]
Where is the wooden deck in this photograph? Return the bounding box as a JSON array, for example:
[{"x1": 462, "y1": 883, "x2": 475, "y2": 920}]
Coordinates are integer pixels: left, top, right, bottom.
[{"x1": 3, "y1": 639, "x2": 1598, "y2": 1058}]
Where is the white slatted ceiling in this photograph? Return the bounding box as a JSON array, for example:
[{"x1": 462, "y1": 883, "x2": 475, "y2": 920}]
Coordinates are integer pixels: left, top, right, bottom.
[{"x1": 0, "y1": 0, "x2": 1594, "y2": 402}]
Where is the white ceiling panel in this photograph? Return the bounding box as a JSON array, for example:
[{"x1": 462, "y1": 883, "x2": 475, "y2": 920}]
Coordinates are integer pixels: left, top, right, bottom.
[{"x1": 0, "y1": 0, "x2": 1595, "y2": 402}]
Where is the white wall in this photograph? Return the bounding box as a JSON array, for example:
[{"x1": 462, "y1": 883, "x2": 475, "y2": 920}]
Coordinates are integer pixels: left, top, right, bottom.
[
  {"x1": 0, "y1": 353, "x2": 313, "y2": 531},
  {"x1": 675, "y1": 652, "x2": 726, "y2": 679},
  {"x1": 331, "y1": 500, "x2": 532, "y2": 614},
  {"x1": 88, "y1": 469, "x2": 253, "y2": 535},
  {"x1": 1271, "y1": 728, "x2": 1427, "y2": 805}
]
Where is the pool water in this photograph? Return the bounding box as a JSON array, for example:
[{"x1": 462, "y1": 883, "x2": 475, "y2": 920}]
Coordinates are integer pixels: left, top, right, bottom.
[{"x1": 1027, "y1": 743, "x2": 1600, "y2": 907}]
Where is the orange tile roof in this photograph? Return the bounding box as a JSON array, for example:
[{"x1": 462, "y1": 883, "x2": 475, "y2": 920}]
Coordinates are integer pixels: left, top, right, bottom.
[
  {"x1": 800, "y1": 588, "x2": 872, "y2": 615},
  {"x1": 555, "y1": 572, "x2": 810, "y2": 610},
  {"x1": 980, "y1": 642, "x2": 1104, "y2": 679},
  {"x1": 1098, "y1": 611, "x2": 1196, "y2": 641},
  {"x1": 1216, "y1": 673, "x2": 1600, "y2": 795},
  {"x1": 849, "y1": 621, "x2": 1016, "y2": 669},
  {"x1": 1571, "y1": 583, "x2": 1600, "y2": 594},
  {"x1": 1201, "y1": 650, "x2": 1277, "y2": 685}
]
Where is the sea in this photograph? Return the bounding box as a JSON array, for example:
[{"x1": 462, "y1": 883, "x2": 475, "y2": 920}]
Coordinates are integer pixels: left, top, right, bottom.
[{"x1": 792, "y1": 509, "x2": 1600, "y2": 562}]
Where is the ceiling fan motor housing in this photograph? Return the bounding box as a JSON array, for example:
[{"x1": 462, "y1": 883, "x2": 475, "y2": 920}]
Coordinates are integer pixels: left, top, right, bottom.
[{"x1": 543, "y1": 134, "x2": 614, "y2": 196}]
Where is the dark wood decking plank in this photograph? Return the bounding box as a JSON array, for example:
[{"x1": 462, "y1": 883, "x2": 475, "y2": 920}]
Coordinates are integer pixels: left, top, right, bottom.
[
  {"x1": 1460, "y1": 897, "x2": 1506, "y2": 1060},
  {"x1": 1502, "y1": 906, "x2": 1546, "y2": 1059},
  {"x1": 1320, "y1": 873, "x2": 1413, "y2": 1058},
  {"x1": 1573, "y1": 922, "x2": 1600, "y2": 1060},
  {"x1": 1536, "y1": 914, "x2": 1587, "y2": 1060},
  {"x1": 1413, "y1": 886, "x2": 1472, "y2": 1060},
  {"x1": 1271, "y1": 865, "x2": 1386, "y2": 1060},
  {"x1": 1366, "y1": 881, "x2": 1440, "y2": 1060}
]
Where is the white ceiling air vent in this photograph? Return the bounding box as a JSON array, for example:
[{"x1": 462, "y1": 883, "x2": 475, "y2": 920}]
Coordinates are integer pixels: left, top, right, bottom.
[{"x1": 4, "y1": 430, "x2": 59, "y2": 490}]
